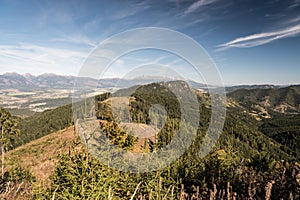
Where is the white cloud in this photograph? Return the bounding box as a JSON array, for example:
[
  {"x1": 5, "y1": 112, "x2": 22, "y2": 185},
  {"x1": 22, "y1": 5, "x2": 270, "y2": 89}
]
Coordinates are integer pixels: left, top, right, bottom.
[
  {"x1": 184, "y1": 0, "x2": 219, "y2": 15},
  {"x1": 0, "y1": 44, "x2": 89, "y2": 75},
  {"x1": 217, "y1": 24, "x2": 300, "y2": 51},
  {"x1": 114, "y1": 59, "x2": 125, "y2": 66}
]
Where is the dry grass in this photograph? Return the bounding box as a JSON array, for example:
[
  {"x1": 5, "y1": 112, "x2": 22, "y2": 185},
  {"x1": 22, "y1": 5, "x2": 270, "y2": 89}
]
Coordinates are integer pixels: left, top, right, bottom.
[{"x1": 5, "y1": 126, "x2": 75, "y2": 186}]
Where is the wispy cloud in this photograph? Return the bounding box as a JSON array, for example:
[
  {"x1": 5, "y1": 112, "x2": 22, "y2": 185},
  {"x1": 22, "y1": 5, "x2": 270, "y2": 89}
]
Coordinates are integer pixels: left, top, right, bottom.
[
  {"x1": 110, "y1": 0, "x2": 150, "y2": 20},
  {"x1": 217, "y1": 24, "x2": 300, "y2": 51},
  {"x1": 111, "y1": 9, "x2": 139, "y2": 20},
  {"x1": 184, "y1": 0, "x2": 219, "y2": 15},
  {"x1": 288, "y1": 16, "x2": 300, "y2": 24},
  {"x1": 0, "y1": 44, "x2": 88, "y2": 75},
  {"x1": 51, "y1": 34, "x2": 98, "y2": 48},
  {"x1": 288, "y1": 0, "x2": 300, "y2": 9}
]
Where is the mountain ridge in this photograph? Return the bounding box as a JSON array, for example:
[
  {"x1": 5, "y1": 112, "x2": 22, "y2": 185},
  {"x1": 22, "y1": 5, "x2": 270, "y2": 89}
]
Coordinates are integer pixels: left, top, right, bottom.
[
  {"x1": 0, "y1": 72, "x2": 207, "y2": 90},
  {"x1": 2, "y1": 72, "x2": 298, "y2": 91},
  {"x1": 228, "y1": 85, "x2": 300, "y2": 115}
]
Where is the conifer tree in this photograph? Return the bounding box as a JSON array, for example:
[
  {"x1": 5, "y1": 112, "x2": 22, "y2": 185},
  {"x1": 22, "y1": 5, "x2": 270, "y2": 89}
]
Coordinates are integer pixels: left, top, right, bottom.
[{"x1": 0, "y1": 107, "x2": 19, "y2": 178}]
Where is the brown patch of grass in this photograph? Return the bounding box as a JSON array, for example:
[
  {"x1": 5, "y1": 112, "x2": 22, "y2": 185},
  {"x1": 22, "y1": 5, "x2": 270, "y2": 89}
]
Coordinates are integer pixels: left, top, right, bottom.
[{"x1": 5, "y1": 126, "x2": 76, "y2": 186}]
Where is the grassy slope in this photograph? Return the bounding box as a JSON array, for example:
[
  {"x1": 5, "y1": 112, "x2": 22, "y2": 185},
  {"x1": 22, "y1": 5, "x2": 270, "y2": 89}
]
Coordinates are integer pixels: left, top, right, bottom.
[{"x1": 5, "y1": 126, "x2": 75, "y2": 185}]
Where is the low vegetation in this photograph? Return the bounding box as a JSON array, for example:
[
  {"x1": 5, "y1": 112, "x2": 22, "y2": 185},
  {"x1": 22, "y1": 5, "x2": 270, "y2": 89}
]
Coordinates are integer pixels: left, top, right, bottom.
[{"x1": 1, "y1": 82, "x2": 300, "y2": 199}]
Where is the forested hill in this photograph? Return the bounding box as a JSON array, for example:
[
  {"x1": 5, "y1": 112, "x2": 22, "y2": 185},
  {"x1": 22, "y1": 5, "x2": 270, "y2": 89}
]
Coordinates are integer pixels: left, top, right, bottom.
[
  {"x1": 12, "y1": 104, "x2": 73, "y2": 149},
  {"x1": 94, "y1": 81, "x2": 299, "y2": 161},
  {"x1": 9, "y1": 81, "x2": 300, "y2": 161},
  {"x1": 3, "y1": 81, "x2": 300, "y2": 199},
  {"x1": 227, "y1": 85, "x2": 300, "y2": 161},
  {"x1": 228, "y1": 85, "x2": 300, "y2": 114},
  {"x1": 260, "y1": 113, "x2": 300, "y2": 159}
]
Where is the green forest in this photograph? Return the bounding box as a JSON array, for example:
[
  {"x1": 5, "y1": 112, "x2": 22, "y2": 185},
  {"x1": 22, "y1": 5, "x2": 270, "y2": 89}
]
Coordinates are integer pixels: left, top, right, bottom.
[{"x1": 1, "y1": 82, "x2": 300, "y2": 199}]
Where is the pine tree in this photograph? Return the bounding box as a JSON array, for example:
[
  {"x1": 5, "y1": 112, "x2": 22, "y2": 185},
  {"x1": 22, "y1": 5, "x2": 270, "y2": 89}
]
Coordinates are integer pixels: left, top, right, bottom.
[{"x1": 0, "y1": 107, "x2": 20, "y2": 178}]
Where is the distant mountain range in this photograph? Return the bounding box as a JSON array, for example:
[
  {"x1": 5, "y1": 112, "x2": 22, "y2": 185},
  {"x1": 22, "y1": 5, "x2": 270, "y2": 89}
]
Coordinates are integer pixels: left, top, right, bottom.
[
  {"x1": 0, "y1": 72, "x2": 96, "y2": 90},
  {"x1": 0, "y1": 72, "x2": 209, "y2": 91},
  {"x1": 1, "y1": 72, "x2": 299, "y2": 96}
]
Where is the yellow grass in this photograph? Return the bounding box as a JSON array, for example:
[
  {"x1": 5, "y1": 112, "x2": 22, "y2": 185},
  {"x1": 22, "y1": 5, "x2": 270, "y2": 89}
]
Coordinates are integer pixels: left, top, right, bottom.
[{"x1": 5, "y1": 126, "x2": 76, "y2": 186}]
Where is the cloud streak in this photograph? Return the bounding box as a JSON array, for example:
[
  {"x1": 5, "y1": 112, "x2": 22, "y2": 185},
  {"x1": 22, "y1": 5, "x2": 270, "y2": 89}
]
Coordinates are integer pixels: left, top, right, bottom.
[
  {"x1": 0, "y1": 44, "x2": 89, "y2": 75},
  {"x1": 217, "y1": 24, "x2": 300, "y2": 51},
  {"x1": 51, "y1": 34, "x2": 98, "y2": 48},
  {"x1": 184, "y1": 0, "x2": 219, "y2": 15}
]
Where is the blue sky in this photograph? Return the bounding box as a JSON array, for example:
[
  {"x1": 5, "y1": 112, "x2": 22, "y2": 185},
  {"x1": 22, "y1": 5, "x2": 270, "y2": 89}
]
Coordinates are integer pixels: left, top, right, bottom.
[{"x1": 0, "y1": 0, "x2": 299, "y2": 85}]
